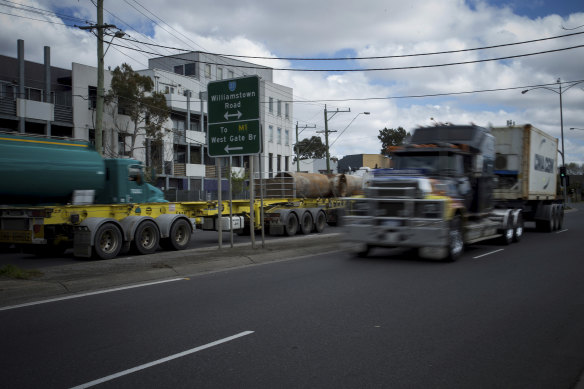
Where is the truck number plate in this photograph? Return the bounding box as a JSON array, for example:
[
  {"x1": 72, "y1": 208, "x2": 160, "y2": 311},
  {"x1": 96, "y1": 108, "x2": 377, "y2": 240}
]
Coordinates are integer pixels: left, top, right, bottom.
[{"x1": 382, "y1": 220, "x2": 401, "y2": 227}]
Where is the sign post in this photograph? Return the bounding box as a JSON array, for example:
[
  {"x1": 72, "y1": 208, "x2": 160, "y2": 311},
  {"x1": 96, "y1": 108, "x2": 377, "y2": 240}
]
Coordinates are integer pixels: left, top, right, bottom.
[{"x1": 208, "y1": 76, "x2": 262, "y2": 247}]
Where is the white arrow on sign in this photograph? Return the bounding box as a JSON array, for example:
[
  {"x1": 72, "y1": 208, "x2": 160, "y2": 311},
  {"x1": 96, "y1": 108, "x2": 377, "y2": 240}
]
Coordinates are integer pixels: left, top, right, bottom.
[
  {"x1": 224, "y1": 145, "x2": 243, "y2": 153},
  {"x1": 224, "y1": 110, "x2": 242, "y2": 121}
]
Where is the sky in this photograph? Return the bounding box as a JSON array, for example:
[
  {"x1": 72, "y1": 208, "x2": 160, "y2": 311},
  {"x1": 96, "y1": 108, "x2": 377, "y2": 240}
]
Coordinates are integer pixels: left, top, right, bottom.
[{"x1": 0, "y1": 0, "x2": 583, "y2": 163}]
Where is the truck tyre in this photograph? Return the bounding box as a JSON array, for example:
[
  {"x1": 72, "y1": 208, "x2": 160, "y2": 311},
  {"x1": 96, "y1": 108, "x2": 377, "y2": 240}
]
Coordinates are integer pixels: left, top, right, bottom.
[
  {"x1": 161, "y1": 219, "x2": 191, "y2": 251},
  {"x1": 551, "y1": 205, "x2": 558, "y2": 231},
  {"x1": 513, "y1": 212, "x2": 524, "y2": 242},
  {"x1": 93, "y1": 223, "x2": 122, "y2": 260},
  {"x1": 133, "y1": 220, "x2": 160, "y2": 255},
  {"x1": 445, "y1": 215, "x2": 463, "y2": 261},
  {"x1": 557, "y1": 205, "x2": 564, "y2": 230},
  {"x1": 353, "y1": 243, "x2": 370, "y2": 258},
  {"x1": 284, "y1": 213, "x2": 299, "y2": 236},
  {"x1": 314, "y1": 211, "x2": 327, "y2": 233},
  {"x1": 499, "y1": 217, "x2": 514, "y2": 245},
  {"x1": 299, "y1": 212, "x2": 313, "y2": 235}
]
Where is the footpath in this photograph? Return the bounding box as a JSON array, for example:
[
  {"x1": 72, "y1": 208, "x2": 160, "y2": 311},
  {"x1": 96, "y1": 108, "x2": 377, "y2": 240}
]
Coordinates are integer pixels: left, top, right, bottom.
[{"x1": 0, "y1": 233, "x2": 342, "y2": 308}]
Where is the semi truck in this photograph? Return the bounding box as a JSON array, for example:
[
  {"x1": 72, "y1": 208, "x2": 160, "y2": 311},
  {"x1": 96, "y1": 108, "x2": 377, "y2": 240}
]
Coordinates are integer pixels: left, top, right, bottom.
[
  {"x1": 342, "y1": 124, "x2": 563, "y2": 261},
  {"x1": 0, "y1": 132, "x2": 347, "y2": 260}
]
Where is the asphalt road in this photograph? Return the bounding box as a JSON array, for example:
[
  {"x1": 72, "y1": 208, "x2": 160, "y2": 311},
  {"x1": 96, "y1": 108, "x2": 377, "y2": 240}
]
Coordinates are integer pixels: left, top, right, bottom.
[{"x1": 2, "y1": 207, "x2": 584, "y2": 388}]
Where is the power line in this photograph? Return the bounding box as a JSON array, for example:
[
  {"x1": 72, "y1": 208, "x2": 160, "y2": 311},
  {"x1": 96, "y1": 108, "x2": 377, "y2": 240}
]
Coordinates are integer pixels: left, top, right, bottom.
[
  {"x1": 101, "y1": 40, "x2": 584, "y2": 72},
  {"x1": 112, "y1": 31, "x2": 584, "y2": 61}
]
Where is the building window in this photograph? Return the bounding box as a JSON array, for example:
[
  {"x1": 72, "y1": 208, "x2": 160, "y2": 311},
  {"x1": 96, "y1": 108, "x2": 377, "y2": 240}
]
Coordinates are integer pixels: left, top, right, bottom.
[
  {"x1": 285, "y1": 129, "x2": 289, "y2": 146},
  {"x1": 164, "y1": 85, "x2": 175, "y2": 94},
  {"x1": 174, "y1": 65, "x2": 184, "y2": 75},
  {"x1": 277, "y1": 100, "x2": 282, "y2": 116},
  {"x1": 269, "y1": 125, "x2": 273, "y2": 142},
  {"x1": 269, "y1": 153, "x2": 273, "y2": 177},
  {"x1": 205, "y1": 64, "x2": 211, "y2": 78},
  {"x1": 0, "y1": 82, "x2": 15, "y2": 99},
  {"x1": 277, "y1": 127, "x2": 282, "y2": 144},
  {"x1": 26, "y1": 87, "x2": 42, "y2": 102},
  {"x1": 285, "y1": 156, "x2": 289, "y2": 171},
  {"x1": 184, "y1": 63, "x2": 196, "y2": 76},
  {"x1": 88, "y1": 86, "x2": 97, "y2": 109},
  {"x1": 228, "y1": 70, "x2": 234, "y2": 78},
  {"x1": 277, "y1": 154, "x2": 281, "y2": 172},
  {"x1": 217, "y1": 67, "x2": 223, "y2": 79},
  {"x1": 269, "y1": 97, "x2": 273, "y2": 113},
  {"x1": 285, "y1": 103, "x2": 290, "y2": 119}
]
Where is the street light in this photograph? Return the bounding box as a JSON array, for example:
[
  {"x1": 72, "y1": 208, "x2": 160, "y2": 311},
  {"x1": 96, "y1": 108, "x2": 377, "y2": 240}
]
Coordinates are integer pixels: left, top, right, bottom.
[
  {"x1": 570, "y1": 127, "x2": 584, "y2": 131},
  {"x1": 521, "y1": 78, "x2": 584, "y2": 203}
]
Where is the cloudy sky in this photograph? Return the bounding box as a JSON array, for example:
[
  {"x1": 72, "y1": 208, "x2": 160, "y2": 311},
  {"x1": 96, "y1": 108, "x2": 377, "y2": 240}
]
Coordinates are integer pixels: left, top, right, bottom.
[{"x1": 1, "y1": 0, "x2": 583, "y2": 163}]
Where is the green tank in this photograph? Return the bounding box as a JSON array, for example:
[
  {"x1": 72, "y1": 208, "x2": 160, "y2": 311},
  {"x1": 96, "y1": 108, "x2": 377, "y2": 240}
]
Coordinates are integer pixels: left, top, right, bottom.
[{"x1": 0, "y1": 132, "x2": 165, "y2": 205}]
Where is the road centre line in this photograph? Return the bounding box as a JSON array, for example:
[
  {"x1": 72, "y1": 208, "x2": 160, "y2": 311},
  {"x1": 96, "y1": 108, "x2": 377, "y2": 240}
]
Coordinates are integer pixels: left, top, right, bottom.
[
  {"x1": 473, "y1": 249, "x2": 504, "y2": 259},
  {"x1": 69, "y1": 331, "x2": 255, "y2": 389},
  {"x1": 0, "y1": 278, "x2": 185, "y2": 312},
  {"x1": 556, "y1": 229, "x2": 568, "y2": 234}
]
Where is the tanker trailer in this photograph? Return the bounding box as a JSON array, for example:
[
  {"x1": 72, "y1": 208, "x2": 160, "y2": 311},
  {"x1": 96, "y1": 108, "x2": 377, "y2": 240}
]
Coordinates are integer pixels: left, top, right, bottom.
[{"x1": 0, "y1": 132, "x2": 164, "y2": 205}]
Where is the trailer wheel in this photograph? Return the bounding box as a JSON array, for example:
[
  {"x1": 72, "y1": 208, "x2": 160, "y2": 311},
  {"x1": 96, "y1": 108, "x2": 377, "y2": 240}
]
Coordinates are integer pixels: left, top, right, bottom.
[
  {"x1": 299, "y1": 212, "x2": 313, "y2": 235},
  {"x1": 314, "y1": 211, "x2": 327, "y2": 233},
  {"x1": 161, "y1": 219, "x2": 191, "y2": 251},
  {"x1": 445, "y1": 215, "x2": 463, "y2": 262},
  {"x1": 284, "y1": 213, "x2": 299, "y2": 236},
  {"x1": 133, "y1": 220, "x2": 160, "y2": 255},
  {"x1": 352, "y1": 243, "x2": 370, "y2": 258},
  {"x1": 93, "y1": 223, "x2": 122, "y2": 260},
  {"x1": 513, "y1": 212, "x2": 524, "y2": 242}
]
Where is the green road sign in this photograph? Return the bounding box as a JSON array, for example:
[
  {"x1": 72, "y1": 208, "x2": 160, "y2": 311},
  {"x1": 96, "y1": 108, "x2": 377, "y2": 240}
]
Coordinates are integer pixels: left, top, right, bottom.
[{"x1": 207, "y1": 75, "x2": 261, "y2": 157}]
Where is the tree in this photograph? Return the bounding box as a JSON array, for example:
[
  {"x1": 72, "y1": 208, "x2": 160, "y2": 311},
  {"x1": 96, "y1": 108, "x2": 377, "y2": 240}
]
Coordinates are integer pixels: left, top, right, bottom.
[
  {"x1": 566, "y1": 162, "x2": 584, "y2": 175},
  {"x1": 294, "y1": 136, "x2": 327, "y2": 160},
  {"x1": 105, "y1": 63, "x2": 170, "y2": 160},
  {"x1": 378, "y1": 127, "x2": 408, "y2": 155}
]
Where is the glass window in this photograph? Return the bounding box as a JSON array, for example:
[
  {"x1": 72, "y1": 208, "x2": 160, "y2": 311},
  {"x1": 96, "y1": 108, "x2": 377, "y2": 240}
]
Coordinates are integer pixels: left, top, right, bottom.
[
  {"x1": 269, "y1": 97, "x2": 273, "y2": 113},
  {"x1": 88, "y1": 86, "x2": 97, "y2": 109},
  {"x1": 184, "y1": 63, "x2": 196, "y2": 76},
  {"x1": 285, "y1": 103, "x2": 289, "y2": 119},
  {"x1": 228, "y1": 70, "x2": 234, "y2": 78},
  {"x1": 217, "y1": 67, "x2": 223, "y2": 79},
  {"x1": 174, "y1": 65, "x2": 184, "y2": 75},
  {"x1": 277, "y1": 100, "x2": 282, "y2": 116},
  {"x1": 285, "y1": 129, "x2": 289, "y2": 146},
  {"x1": 205, "y1": 64, "x2": 211, "y2": 78},
  {"x1": 269, "y1": 125, "x2": 274, "y2": 142},
  {"x1": 277, "y1": 127, "x2": 282, "y2": 144}
]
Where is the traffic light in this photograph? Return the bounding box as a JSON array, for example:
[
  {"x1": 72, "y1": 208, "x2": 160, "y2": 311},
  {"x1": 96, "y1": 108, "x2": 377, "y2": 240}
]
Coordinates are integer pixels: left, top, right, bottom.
[{"x1": 559, "y1": 166, "x2": 569, "y2": 186}]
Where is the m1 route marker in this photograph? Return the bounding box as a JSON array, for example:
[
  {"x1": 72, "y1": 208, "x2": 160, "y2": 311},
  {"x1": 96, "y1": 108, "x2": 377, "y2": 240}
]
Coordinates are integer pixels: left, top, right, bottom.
[{"x1": 207, "y1": 75, "x2": 261, "y2": 157}]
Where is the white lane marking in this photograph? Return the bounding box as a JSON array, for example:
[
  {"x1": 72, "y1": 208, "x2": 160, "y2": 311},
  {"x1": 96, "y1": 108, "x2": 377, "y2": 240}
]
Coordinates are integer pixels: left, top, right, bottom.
[
  {"x1": 69, "y1": 331, "x2": 255, "y2": 389},
  {"x1": 473, "y1": 249, "x2": 504, "y2": 259},
  {"x1": 556, "y1": 229, "x2": 568, "y2": 234},
  {"x1": 0, "y1": 278, "x2": 185, "y2": 312}
]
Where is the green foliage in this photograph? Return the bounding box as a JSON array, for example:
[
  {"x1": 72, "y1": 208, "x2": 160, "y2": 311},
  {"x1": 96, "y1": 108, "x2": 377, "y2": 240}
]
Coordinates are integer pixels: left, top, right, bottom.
[
  {"x1": 106, "y1": 63, "x2": 170, "y2": 157},
  {"x1": 294, "y1": 136, "x2": 327, "y2": 160},
  {"x1": 230, "y1": 169, "x2": 249, "y2": 194},
  {"x1": 0, "y1": 264, "x2": 43, "y2": 280},
  {"x1": 378, "y1": 127, "x2": 408, "y2": 154}
]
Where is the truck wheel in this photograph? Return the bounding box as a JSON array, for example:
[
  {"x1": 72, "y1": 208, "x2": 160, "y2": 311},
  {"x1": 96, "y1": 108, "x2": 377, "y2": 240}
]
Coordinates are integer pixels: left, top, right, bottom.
[
  {"x1": 93, "y1": 223, "x2": 122, "y2": 260},
  {"x1": 161, "y1": 219, "x2": 191, "y2": 251},
  {"x1": 551, "y1": 205, "x2": 558, "y2": 231},
  {"x1": 500, "y1": 218, "x2": 514, "y2": 245},
  {"x1": 445, "y1": 215, "x2": 463, "y2": 261},
  {"x1": 557, "y1": 205, "x2": 564, "y2": 230},
  {"x1": 513, "y1": 212, "x2": 524, "y2": 242},
  {"x1": 284, "y1": 213, "x2": 299, "y2": 236},
  {"x1": 299, "y1": 212, "x2": 313, "y2": 235},
  {"x1": 353, "y1": 243, "x2": 370, "y2": 258},
  {"x1": 133, "y1": 220, "x2": 160, "y2": 255},
  {"x1": 314, "y1": 211, "x2": 327, "y2": 233}
]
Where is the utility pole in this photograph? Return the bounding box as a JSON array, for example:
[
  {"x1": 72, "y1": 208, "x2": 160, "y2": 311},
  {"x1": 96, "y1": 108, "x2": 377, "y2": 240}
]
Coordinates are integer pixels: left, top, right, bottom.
[
  {"x1": 320, "y1": 104, "x2": 350, "y2": 174},
  {"x1": 78, "y1": 0, "x2": 117, "y2": 155},
  {"x1": 295, "y1": 121, "x2": 316, "y2": 172}
]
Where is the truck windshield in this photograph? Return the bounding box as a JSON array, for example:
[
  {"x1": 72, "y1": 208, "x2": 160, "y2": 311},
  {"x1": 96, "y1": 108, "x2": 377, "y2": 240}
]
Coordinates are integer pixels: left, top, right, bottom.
[
  {"x1": 394, "y1": 152, "x2": 463, "y2": 175},
  {"x1": 128, "y1": 165, "x2": 144, "y2": 185}
]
